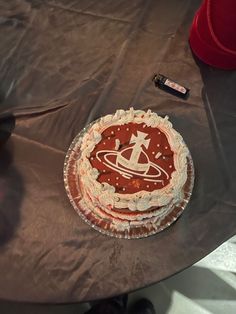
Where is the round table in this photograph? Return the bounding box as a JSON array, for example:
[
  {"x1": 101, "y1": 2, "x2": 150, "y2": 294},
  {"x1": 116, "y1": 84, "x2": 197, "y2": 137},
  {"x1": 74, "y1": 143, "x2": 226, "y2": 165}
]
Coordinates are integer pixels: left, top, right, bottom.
[{"x1": 0, "y1": 0, "x2": 236, "y2": 303}]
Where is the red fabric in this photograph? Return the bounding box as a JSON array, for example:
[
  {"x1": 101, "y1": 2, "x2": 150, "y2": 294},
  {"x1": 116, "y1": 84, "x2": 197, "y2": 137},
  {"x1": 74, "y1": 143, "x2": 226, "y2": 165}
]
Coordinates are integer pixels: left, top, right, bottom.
[{"x1": 189, "y1": 0, "x2": 236, "y2": 69}]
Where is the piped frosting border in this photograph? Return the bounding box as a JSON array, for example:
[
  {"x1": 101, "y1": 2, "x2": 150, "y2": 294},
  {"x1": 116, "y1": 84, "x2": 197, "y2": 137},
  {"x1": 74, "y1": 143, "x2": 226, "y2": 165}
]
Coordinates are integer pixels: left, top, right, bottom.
[{"x1": 77, "y1": 108, "x2": 189, "y2": 211}]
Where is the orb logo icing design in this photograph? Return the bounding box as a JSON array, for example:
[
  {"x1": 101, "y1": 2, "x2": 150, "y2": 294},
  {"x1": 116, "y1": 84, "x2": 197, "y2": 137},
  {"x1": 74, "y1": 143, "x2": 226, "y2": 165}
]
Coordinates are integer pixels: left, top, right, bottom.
[{"x1": 96, "y1": 131, "x2": 170, "y2": 183}]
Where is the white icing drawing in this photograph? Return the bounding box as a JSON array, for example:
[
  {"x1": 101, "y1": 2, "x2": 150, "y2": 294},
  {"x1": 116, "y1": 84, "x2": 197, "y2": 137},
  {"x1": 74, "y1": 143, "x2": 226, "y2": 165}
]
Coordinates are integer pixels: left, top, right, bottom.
[{"x1": 96, "y1": 131, "x2": 169, "y2": 183}]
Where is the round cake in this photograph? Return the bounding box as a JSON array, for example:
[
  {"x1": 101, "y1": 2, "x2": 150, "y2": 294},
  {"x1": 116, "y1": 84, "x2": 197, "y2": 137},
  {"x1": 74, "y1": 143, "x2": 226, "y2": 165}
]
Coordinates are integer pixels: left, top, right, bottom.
[{"x1": 66, "y1": 108, "x2": 194, "y2": 237}]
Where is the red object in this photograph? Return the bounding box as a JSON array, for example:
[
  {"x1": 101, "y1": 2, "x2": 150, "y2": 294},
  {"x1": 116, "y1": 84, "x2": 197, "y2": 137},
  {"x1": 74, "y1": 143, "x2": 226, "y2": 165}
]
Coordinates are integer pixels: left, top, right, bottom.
[{"x1": 189, "y1": 0, "x2": 236, "y2": 69}]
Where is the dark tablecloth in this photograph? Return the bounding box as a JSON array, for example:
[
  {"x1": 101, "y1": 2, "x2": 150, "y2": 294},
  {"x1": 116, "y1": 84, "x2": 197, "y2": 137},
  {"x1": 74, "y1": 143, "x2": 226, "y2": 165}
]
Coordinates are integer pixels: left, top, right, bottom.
[{"x1": 0, "y1": 0, "x2": 236, "y2": 303}]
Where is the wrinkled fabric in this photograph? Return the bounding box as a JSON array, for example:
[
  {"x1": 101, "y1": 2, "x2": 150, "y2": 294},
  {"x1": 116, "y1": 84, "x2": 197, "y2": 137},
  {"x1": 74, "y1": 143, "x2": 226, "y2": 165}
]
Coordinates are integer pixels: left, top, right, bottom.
[{"x1": 0, "y1": 0, "x2": 236, "y2": 304}]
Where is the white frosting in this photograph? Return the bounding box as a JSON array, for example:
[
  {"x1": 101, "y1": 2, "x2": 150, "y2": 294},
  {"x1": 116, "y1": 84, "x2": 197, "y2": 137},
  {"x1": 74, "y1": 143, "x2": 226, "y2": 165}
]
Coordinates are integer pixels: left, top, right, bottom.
[
  {"x1": 79, "y1": 187, "x2": 177, "y2": 232},
  {"x1": 79, "y1": 187, "x2": 175, "y2": 230},
  {"x1": 77, "y1": 108, "x2": 188, "y2": 213}
]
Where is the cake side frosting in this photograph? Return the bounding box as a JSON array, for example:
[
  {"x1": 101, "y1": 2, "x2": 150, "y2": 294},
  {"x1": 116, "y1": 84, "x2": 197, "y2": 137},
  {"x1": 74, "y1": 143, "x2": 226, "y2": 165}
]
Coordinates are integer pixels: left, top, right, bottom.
[{"x1": 77, "y1": 108, "x2": 189, "y2": 212}]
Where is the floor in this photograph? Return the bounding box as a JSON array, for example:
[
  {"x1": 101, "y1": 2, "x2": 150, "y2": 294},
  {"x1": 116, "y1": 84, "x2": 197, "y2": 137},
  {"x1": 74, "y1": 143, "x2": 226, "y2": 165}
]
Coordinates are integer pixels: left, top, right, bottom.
[
  {"x1": 128, "y1": 235, "x2": 236, "y2": 314},
  {"x1": 0, "y1": 235, "x2": 235, "y2": 314}
]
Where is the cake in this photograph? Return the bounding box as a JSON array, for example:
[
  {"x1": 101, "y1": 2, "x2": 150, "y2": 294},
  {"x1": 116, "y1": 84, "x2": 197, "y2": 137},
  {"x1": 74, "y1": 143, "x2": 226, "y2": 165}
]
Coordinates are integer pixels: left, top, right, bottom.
[{"x1": 73, "y1": 108, "x2": 193, "y2": 237}]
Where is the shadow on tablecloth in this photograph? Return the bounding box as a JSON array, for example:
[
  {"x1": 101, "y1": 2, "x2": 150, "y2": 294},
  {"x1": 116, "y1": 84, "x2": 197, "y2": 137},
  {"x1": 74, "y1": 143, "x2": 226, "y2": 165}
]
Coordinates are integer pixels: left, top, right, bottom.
[{"x1": 0, "y1": 115, "x2": 23, "y2": 246}]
